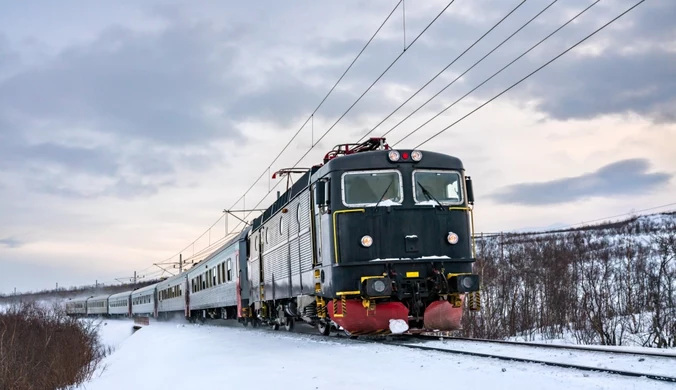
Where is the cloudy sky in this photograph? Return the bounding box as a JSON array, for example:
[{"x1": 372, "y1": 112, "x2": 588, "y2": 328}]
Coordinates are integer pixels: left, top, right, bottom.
[{"x1": 1, "y1": 0, "x2": 674, "y2": 293}]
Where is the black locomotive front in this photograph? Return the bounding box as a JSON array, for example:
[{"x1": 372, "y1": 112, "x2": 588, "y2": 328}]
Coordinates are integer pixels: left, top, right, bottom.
[{"x1": 313, "y1": 148, "x2": 481, "y2": 334}]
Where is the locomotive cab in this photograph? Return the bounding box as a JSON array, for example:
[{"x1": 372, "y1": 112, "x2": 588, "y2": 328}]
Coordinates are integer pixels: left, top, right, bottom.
[{"x1": 312, "y1": 145, "x2": 481, "y2": 334}]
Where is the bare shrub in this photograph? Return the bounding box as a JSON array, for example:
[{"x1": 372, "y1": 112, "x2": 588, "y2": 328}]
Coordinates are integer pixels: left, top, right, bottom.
[
  {"x1": 461, "y1": 213, "x2": 676, "y2": 348},
  {"x1": 0, "y1": 301, "x2": 108, "y2": 390}
]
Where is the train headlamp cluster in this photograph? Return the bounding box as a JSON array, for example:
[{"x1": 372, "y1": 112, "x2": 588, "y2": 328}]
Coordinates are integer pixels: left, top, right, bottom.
[
  {"x1": 362, "y1": 276, "x2": 392, "y2": 297},
  {"x1": 447, "y1": 232, "x2": 459, "y2": 245},
  {"x1": 387, "y1": 150, "x2": 423, "y2": 162},
  {"x1": 361, "y1": 235, "x2": 373, "y2": 247},
  {"x1": 447, "y1": 274, "x2": 481, "y2": 293},
  {"x1": 372, "y1": 279, "x2": 386, "y2": 293}
]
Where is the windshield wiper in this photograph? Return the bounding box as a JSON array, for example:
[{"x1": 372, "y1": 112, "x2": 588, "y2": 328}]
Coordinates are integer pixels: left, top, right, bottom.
[
  {"x1": 417, "y1": 182, "x2": 442, "y2": 208},
  {"x1": 374, "y1": 179, "x2": 394, "y2": 208}
]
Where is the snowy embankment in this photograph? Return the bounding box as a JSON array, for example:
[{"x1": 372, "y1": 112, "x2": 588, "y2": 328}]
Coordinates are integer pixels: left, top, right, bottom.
[
  {"x1": 402, "y1": 338, "x2": 676, "y2": 379},
  {"x1": 80, "y1": 320, "x2": 674, "y2": 390}
]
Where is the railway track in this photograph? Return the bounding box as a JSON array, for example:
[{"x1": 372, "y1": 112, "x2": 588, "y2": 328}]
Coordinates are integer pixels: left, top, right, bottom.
[
  {"x1": 184, "y1": 318, "x2": 676, "y2": 383},
  {"x1": 406, "y1": 333, "x2": 676, "y2": 358},
  {"x1": 277, "y1": 325, "x2": 676, "y2": 384},
  {"x1": 374, "y1": 337, "x2": 676, "y2": 384}
]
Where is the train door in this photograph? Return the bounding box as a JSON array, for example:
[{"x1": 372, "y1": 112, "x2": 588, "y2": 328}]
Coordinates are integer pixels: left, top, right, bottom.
[
  {"x1": 310, "y1": 180, "x2": 325, "y2": 266},
  {"x1": 153, "y1": 290, "x2": 158, "y2": 318},
  {"x1": 258, "y1": 229, "x2": 265, "y2": 303},
  {"x1": 284, "y1": 213, "x2": 293, "y2": 298},
  {"x1": 184, "y1": 275, "x2": 190, "y2": 318}
]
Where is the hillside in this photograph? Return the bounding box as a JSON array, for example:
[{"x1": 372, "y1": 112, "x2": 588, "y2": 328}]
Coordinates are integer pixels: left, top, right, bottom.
[
  {"x1": 462, "y1": 212, "x2": 676, "y2": 348},
  {"x1": 3, "y1": 211, "x2": 674, "y2": 348}
]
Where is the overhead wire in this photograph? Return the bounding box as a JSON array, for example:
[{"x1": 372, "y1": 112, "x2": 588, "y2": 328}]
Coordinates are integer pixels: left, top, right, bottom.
[
  {"x1": 358, "y1": 0, "x2": 532, "y2": 143},
  {"x1": 407, "y1": 0, "x2": 646, "y2": 149},
  {"x1": 137, "y1": 1, "x2": 405, "y2": 274},
  {"x1": 132, "y1": 0, "x2": 647, "y2": 281},
  {"x1": 223, "y1": 0, "x2": 461, "y2": 235},
  {"x1": 301, "y1": 0, "x2": 458, "y2": 155},
  {"x1": 392, "y1": 0, "x2": 601, "y2": 147},
  {"x1": 223, "y1": 0, "x2": 404, "y2": 217}
]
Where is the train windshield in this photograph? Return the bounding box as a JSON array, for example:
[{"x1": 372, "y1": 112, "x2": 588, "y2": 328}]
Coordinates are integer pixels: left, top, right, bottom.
[
  {"x1": 342, "y1": 169, "x2": 402, "y2": 206},
  {"x1": 413, "y1": 170, "x2": 463, "y2": 205}
]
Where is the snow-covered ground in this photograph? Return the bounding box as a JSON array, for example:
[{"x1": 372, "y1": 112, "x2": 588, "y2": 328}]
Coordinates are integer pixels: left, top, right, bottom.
[
  {"x1": 401, "y1": 338, "x2": 676, "y2": 379},
  {"x1": 79, "y1": 319, "x2": 674, "y2": 390}
]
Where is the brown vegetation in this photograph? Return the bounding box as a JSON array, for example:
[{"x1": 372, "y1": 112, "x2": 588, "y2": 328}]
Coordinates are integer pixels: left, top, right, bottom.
[
  {"x1": 0, "y1": 302, "x2": 109, "y2": 390},
  {"x1": 461, "y1": 212, "x2": 676, "y2": 348}
]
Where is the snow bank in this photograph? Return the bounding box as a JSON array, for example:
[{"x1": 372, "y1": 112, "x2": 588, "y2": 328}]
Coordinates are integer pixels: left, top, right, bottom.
[{"x1": 78, "y1": 323, "x2": 673, "y2": 389}]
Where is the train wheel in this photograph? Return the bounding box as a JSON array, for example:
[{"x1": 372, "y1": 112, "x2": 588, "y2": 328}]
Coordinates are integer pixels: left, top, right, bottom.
[
  {"x1": 284, "y1": 317, "x2": 295, "y2": 332},
  {"x1": 317, "y1": 322, "x2": 330, "y2": 336}
]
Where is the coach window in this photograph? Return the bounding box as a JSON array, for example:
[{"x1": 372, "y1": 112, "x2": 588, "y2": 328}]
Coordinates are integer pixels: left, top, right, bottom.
[
  {"x1": 412, "y1": 170, "x2": 463, "y2": 205},
  {"x1": 296, "y1": 203, "x2": 301, "y2": 224},
  {"x1": 227, "y1": 258, "x2": 232, "y2": 281},
  {"x1": 279, "y1": 216, "x2": 284, "y2": 235},
  {"x1": 342, "y1": 170, "x2": 403, "y2": 207}
]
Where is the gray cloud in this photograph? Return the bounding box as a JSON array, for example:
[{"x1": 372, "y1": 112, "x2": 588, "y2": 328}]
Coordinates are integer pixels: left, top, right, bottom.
[
  {"x1": 352, "y1": 0, "x2": 676, "y2": 127},
  {"x1": 0, "y1": 24, "x2": 243, "y2": 146},
  {"x1": 490, "y1": 158, "x2": 673, "y2": 206},
  {"x1": 0, "y1": 33, "x2": 20, "y2": 76},
  {"x1": 0, "y1": 237, "x2": 23, "y2": 249}
]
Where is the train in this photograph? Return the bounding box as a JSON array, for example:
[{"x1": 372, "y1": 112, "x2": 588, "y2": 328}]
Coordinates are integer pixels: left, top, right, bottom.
[{"x1": 65, "y1": 138, "x2": 482, "y2": 336}]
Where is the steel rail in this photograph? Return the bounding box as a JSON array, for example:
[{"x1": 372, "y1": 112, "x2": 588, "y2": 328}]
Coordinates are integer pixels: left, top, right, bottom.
[{"x1": 405, "y1": 333, "x2": 676, "y2": 358}]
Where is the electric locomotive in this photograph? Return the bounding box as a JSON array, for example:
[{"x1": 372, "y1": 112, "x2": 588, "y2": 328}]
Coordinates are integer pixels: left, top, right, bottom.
[{"x1": 242, "y1": 138, "x2": 481, "y2": 335}]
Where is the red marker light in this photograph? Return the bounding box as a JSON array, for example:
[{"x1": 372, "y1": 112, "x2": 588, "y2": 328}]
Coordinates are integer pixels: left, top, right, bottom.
[{"x1": 402, "y1": 152, "x2": 409, "y2": 160}]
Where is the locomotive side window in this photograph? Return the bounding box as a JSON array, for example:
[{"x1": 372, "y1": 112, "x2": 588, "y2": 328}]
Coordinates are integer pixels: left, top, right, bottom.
[
  {"x1": 342, "y1": 169, "x2": 403, "y2": 207},
  {"x1": 412, "y1": 170, "x2": 464, "y2": 205}
]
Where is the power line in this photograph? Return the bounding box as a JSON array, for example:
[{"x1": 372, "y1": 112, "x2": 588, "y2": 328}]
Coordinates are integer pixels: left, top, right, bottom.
[
  {"x1": 392, "y1": 0, "x2": 600, "y2": 148},
  {"x1": 225, "y1": 0, "x2": 461, "y2": 233},
  {"x1": 308, "y1": 0, "x2": 458, "y2": 152},
  {"x1": 409, "y1": 0, "x2": 646, "y2": 149},
  {"x1": 358, "y1": 0, "x2": 532, "y2": 143},
  {"x1": 140, "y1": 1, "x2": 406, "y2": 274},
  {"x1": 223, "y1": 0, "x2": 404, "y2": 217}
]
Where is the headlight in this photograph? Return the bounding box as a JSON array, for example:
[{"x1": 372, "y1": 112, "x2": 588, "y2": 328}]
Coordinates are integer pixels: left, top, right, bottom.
[
  {"x1": 411, "y1": 150, "x2": 423, "y2": 161},
  {"x1": 363, "y1": 277, "x2": 392, "y2": 297},
  {"x1": 361, "y1": 235, "x2": 373, "y2": 247},
  {"x1": 447, "y1": 232, "x2": 459, "y2": 245},
  {"x1": 447, "y1": 274, "x2": 481, "y2": 293},
  {"x1": 388, "y1": 150, "x2": 400, "y2": 162}
]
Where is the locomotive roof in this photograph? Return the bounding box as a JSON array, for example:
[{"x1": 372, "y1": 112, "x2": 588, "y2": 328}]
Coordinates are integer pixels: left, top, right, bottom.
[
  {"x1": 250, "y1": 148, "x2": 464, "y2": 231},
  {"x1": 251, "y1": 166, "x2": 319, "y2": 231},
  {"x1": 315, "y1": 149, "x2": 465, "y2": 175}
]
